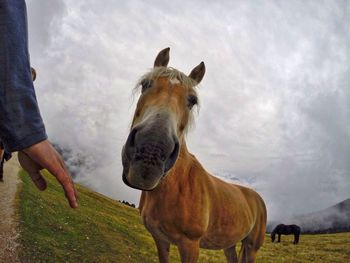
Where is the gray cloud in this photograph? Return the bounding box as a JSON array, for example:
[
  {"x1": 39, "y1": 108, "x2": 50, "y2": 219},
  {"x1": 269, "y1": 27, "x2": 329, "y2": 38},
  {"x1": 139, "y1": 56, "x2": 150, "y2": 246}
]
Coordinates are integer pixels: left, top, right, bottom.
[
  {"x1": 27, "y1": 0, "x2": 67, "y2": 57},
  {"x1": 26, "y1": 0, "x2": 350, "y2": 219}
]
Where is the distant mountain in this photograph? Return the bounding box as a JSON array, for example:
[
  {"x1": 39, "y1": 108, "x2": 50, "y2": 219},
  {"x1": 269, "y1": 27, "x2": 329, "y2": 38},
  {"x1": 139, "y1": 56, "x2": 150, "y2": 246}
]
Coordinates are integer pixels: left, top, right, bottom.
[
  {"x1": 268, "y1": 198, "x2": 350, "y2": 234},
  {"x1": 52, "y1": 143, "x2": 93, "y2": 179},
  {"x1": 294, "y1": 198, "x2": 350, "y2": 233}
]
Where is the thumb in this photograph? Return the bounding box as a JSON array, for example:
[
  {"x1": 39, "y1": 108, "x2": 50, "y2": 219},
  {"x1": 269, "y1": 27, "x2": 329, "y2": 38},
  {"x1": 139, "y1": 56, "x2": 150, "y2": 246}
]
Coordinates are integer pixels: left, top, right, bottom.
[
  {"x1": 28, "y1": 171, "x2": 47, "y2": 191},
  {"x1": 18, "y1": 151, "x2": 43, "y2": 172},
  {"x1": 18, "y1": 151, "x2": 46, "y2": 190}
]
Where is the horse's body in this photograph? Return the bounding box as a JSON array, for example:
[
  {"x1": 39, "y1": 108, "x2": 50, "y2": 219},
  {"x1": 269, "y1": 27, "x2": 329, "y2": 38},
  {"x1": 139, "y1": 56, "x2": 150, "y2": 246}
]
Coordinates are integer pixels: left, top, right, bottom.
[
  {"x1": 271, "y1": 224, "x2": 301, "y2": 244},
  {"x1": 122, "y1": 48, "x2": 267, "y2": 263},
  {"x1": 140, "y1": 144, "x2": 266, "y2": 262}
]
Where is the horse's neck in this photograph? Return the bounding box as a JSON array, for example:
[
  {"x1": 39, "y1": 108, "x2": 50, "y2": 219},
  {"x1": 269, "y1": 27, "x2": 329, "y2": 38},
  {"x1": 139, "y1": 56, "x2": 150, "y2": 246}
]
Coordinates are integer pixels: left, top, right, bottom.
[{"x1": 175, "y1": 139, "x2": 191, "y2": 164}]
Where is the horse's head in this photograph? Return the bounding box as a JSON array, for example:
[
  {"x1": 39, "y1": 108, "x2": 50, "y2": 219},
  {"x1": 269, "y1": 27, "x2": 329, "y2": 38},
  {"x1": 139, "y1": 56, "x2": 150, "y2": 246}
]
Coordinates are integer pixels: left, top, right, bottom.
[
  {"x1": 122, "y1": 47, "x2": 205, "y2": 191},
  {"x1": 271, "y1": 231, "x2": 276, "y2": 242}
]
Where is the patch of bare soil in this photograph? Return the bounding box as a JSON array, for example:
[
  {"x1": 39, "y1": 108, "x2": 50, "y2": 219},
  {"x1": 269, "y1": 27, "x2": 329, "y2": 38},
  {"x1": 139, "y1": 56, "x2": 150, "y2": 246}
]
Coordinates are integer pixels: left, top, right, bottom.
[{"x1": 0, "y1": 154, "x2": 21, "y2": 263}]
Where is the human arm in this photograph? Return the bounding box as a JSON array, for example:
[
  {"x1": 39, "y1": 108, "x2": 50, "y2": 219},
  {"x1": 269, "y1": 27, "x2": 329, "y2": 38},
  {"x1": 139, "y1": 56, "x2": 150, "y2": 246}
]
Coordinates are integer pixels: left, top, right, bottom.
[{"x1": 0, "y1": 1, "x2": 77, "y2": 208}]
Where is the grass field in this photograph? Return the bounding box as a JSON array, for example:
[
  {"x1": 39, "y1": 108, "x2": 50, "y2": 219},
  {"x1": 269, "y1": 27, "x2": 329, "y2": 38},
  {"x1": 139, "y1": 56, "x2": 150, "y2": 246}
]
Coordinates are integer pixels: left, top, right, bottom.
[{"x1": 16, "y1": 170, "x2": 350, "y2": 262}]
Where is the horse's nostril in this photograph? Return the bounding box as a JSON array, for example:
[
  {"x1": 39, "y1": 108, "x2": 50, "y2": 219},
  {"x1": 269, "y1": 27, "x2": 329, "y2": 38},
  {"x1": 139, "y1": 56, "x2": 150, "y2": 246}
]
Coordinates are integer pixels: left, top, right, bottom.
[
  {"x1": 123, "y1": 128, "x2": 138, "y2": 161},
  {"x1": 127, "y1": 128, "x2": 138, "y2": 147},
  {"x1": 170, "y1": 141, "x2": 179, "y2": 160},
  {"x1": 164, "y1": 140, "x2": 180, "y2": 173}
]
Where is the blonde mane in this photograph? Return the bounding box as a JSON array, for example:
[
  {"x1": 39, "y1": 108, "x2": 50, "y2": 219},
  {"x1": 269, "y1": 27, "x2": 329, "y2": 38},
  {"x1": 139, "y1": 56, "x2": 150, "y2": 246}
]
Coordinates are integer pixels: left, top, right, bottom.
[
  {"x1": 133, "y1": 66, "x2": 200, "y2": 134},
  {"x1": 135, "y1": 67, "x2": 198, "y2": 92}
]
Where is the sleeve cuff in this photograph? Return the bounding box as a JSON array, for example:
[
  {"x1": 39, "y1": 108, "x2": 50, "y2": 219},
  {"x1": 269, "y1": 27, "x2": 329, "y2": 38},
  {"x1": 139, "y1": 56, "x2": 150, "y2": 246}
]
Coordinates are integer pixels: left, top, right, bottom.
[{"x1": 4, "y1": 129, "x2": 48, "y2": 152}]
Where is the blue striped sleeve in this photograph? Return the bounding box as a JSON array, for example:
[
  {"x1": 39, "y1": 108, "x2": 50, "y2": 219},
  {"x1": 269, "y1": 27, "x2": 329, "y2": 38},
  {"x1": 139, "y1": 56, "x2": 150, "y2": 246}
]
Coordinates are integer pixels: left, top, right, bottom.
[{"x1": 0, "y1": 0, "x2": 47, "y2": 152}]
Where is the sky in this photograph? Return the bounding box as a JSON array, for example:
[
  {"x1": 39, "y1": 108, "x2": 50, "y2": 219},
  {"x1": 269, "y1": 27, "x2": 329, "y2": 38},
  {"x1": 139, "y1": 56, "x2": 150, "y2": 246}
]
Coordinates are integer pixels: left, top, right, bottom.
[{"x1": 26, "y1": 0, "x2": 350, "y2": 220}]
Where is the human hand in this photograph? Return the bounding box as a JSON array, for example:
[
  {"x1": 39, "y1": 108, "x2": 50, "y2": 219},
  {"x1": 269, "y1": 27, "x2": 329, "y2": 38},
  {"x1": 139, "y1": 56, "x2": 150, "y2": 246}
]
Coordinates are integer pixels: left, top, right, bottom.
[{"x1": 18, "y1": 140, "x2": 78, "y2": 208}]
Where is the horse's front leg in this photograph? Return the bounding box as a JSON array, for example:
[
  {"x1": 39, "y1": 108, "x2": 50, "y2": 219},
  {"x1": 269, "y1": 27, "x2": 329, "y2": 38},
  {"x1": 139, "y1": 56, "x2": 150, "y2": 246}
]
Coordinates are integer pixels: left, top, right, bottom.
[
  {"x1": 177, "y1": 238, "x2": 200, "y2": 263},
  {"x1": 224, "y1": 245, "x2": 238, "y2": 263},
  {"x1": 293, "y1": 234, "x2": 299, "y2": 245},
  {"x1": 277, "y1": 234, "x2": 281, "y2": 242},
  {"x1": 153, "y1": 236, "x2": 170, "y2": 263}
]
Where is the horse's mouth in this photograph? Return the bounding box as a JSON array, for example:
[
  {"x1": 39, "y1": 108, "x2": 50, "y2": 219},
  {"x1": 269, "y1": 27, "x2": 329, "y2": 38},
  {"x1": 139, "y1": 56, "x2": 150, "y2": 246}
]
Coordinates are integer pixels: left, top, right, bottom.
[
  {"x1": 121, "y1": 141, "x2": 179, "y2": 191},
  {"x1": 122, "y1": 170, "x2": 156, "y2": 191},
  {"x1": 122, "y1": 166, "x2": 166, "y2": 191}
]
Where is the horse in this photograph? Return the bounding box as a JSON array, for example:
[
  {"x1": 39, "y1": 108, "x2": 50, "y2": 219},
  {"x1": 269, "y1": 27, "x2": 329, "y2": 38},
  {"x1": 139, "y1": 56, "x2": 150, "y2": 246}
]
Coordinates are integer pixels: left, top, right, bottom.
[
  {"x1": 271, "y1": 224, "x2": 301, "y2": 244},
  {"x1": 121, "y1": 48, "x2": 267, "y2": 263}
]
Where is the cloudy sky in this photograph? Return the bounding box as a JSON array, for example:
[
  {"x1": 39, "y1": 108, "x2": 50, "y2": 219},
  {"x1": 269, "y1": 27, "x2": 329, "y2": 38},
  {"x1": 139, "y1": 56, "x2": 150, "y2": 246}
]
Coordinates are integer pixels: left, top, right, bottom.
[{"x1": 26, "y1": 0, "x2": 350, "y2": 220}]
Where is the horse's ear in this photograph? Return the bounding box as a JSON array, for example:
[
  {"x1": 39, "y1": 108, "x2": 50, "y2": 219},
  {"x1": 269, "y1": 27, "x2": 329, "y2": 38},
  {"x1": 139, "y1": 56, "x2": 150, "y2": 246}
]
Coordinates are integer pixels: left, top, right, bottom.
[
  {"x1": 154, "y1": 47, "x2": 170, "y2": 68},
  {"x1": 188, "y1": 62, "x2": 205, "y2": 84},
  {"x1": 31, "y1": 67, "x2": 37, "y2": 82}
]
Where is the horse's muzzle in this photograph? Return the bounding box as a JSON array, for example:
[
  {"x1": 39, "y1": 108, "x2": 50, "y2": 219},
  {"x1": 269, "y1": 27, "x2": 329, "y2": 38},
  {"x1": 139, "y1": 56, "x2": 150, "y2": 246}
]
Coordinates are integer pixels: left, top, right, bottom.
[{"x1": 121, "y1": 122, "x2": 179, "y2": 191}]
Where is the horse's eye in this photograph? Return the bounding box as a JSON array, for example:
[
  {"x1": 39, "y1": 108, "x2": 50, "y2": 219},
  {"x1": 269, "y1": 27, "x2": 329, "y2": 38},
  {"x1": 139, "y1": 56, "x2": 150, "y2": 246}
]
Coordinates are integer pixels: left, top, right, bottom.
[
  {"x1": 141, "y1": 79, "x2": 153, "y2": 93},
  {"x1": 187, "y1": 95, "x2": 198, "y2": 109}
]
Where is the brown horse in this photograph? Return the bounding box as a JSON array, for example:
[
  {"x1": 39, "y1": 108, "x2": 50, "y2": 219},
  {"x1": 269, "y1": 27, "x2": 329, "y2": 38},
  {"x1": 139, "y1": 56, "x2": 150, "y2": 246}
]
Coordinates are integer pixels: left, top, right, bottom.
[{"x1": 122, "y1": 48, "x2": 267, "y2": 263}]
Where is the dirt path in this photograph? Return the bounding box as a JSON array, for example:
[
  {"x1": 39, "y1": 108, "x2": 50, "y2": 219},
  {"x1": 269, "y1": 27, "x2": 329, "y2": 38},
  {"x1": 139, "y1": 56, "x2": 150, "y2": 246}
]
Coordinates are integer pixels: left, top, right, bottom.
[{"x1": 0, "y1": 154, "x2": 21, "y2": 263}]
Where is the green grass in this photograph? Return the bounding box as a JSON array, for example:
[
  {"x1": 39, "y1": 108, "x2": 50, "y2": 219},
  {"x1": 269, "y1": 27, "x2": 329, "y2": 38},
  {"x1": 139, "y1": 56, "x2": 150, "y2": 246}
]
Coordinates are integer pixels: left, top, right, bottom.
[{"x1": 17, "y1": 170, "x2": 350, "y2": 262}]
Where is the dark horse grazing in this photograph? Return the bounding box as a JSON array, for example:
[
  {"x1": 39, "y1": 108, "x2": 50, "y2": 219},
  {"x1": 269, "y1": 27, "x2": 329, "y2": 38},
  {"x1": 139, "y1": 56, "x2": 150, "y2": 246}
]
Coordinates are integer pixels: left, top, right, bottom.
[
  {"x1": 122, "y1": 48, "x2": 267, "y2": 263},
  {"x1": 271, "y1": 224, "x2": 301, "y2": 244}
]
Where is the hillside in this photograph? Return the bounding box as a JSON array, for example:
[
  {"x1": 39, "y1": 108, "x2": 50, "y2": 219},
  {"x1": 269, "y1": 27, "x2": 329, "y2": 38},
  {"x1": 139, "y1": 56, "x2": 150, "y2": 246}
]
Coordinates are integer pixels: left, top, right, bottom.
[
  {"x1": 268, "y1": 199, "x2": 350, "y2": 234},
  {"x1": 16, "y1": 170, "x2": 350, "y2": 263},
  {"x1": 293, "y1": 198, "x2": 350, "y2": 233}
]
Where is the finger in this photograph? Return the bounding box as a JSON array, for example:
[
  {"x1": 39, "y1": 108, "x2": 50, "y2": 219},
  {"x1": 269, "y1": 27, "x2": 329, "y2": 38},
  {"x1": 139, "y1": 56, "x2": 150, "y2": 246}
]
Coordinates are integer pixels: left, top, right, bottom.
[
  {"x1": 44, "y1": 163, "x2": 77, "y2": 208},
  {"x1": 28, "y1": 171, "x2": 47, "y2": 191},
  {"x1": 50, "y1": 157, "x2": 78, "y2": 208},
  {"x1": 24, "y1": 141, "x2": 78, "y2": 208},
  {"x1": 18, "y1": 151, "x2": 43, "y2": 173},
  {"x1": 18, "y1": 152, "x2": 47, "y2": 191},
  {"x1": 54, "y1": 168, "x2": 78, "y2": 208}
]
